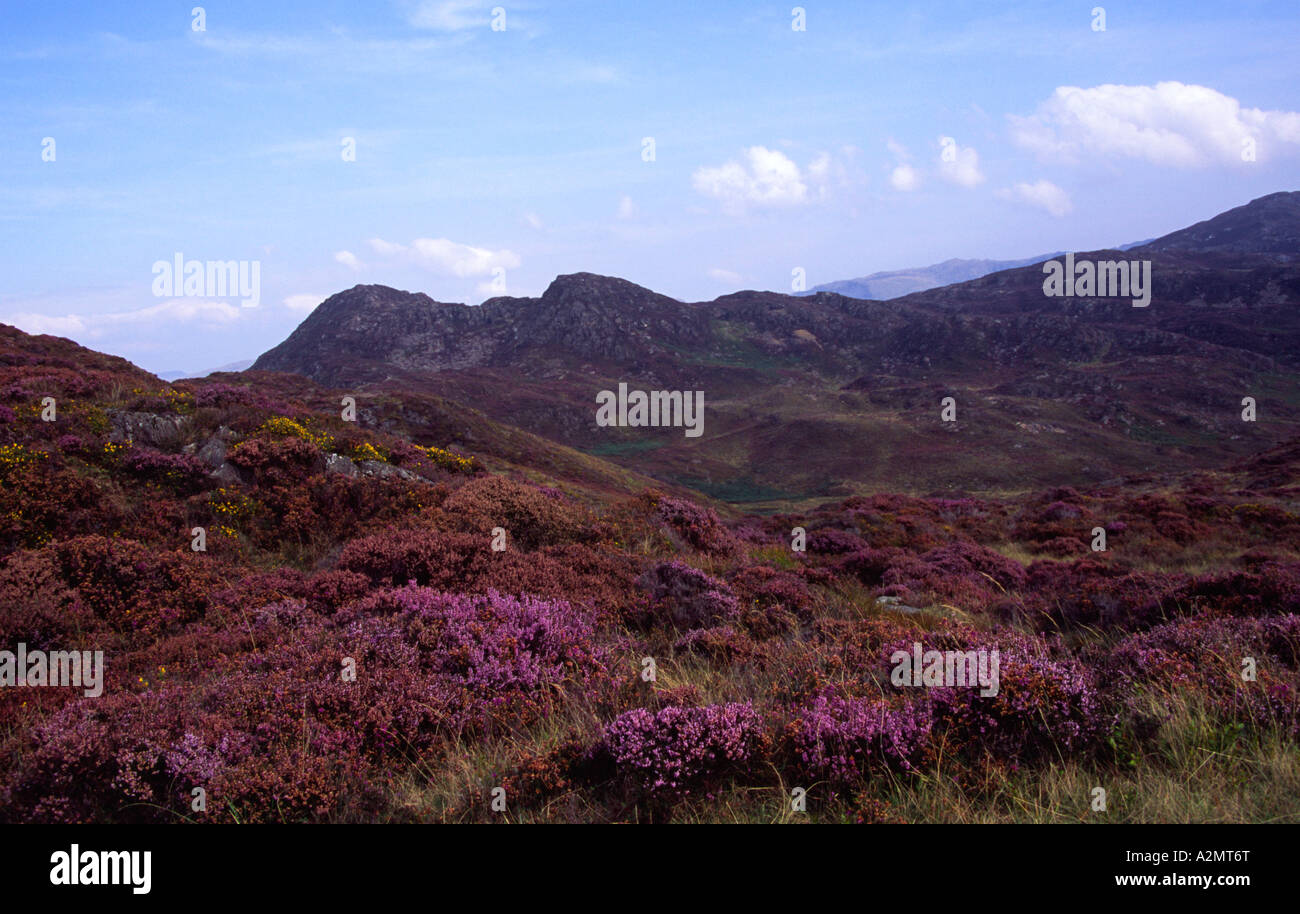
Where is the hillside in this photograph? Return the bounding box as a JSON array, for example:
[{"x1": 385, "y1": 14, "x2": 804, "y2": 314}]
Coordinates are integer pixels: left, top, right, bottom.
[
  {"x1": 4, "y1": 313, "x2": 1300, "y2": 824},
  {"x1": 254, "y1": 193, "x2": 1300, "y2": 505}
]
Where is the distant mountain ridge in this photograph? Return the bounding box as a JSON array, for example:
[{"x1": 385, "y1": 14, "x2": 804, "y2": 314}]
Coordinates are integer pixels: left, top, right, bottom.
[
  {"x1": 803, "y1": 239, "x2": 1155, "y2": 301},
  {"x1": 803, "y1": 254, "x2": 1063, "y2": 299},
  {"x1": 252, "y1": 191, "x2": 1300, "y2": 501},
  {"x1": 158, "y1": 358, "x2": 254, "y2": 382}
]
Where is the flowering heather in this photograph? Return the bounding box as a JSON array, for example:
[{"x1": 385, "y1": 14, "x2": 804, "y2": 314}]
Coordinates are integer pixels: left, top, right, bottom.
[
  {"x1": 191, "y1": 382, "x2": 263, "y2": 409},
  {"x1": 343, "y1": 585, "x2": 605, "y2": 715},
  {"x1": 120, "y1": 447, "x2": 210, "y2": 491},
  {"x1": 603, "y1": 703, "x2": 764, "y2": 798},
  {"x1": 2, "y1": 321, "x2": 1299, "y2": 824},
  {"x1": 790, "y1": 693, "x2": 934, "y2": 785},
  {"x1": 806, "y1": 528, "x2": 868, "y2": 555},
  {"x1": 7, "y1": 586, "x2": 610, "y2": 822},
  {"x1": 914, "y1": 633, "x2": 1108, "y2": 760},
  {"x1": 1106, "y1": 613, "x2": 1300, "y2": 735},
  {"x1": 652, "y1": 495, "x2": 736, "y2": 554},
  {"x1": 637, "y1": 560, "x2": 740, "y2": 630},
  {"x1": 441, "y1": 474, "x2": 592, "y2": 548}
]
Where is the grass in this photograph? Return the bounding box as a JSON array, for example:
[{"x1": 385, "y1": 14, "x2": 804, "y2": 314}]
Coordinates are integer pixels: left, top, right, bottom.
[{"x1": 583, "y1": 438, "x2": 666, "y2": 457}]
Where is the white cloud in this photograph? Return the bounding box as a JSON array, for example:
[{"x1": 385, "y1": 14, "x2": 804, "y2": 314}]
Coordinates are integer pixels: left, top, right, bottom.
[
  {"x1": 617, "y1": 195, "x2": 638, "y2": 220},
  {"x1": 5, "y1": 298, "x2": 242, "y2": 339},
  {"x1": 1009, "y1": 81, "x2": 1300, "y2": 167},
  {"x1": 334, "y1": 250, "x2": 364, "y2": 271},
  {"x1": 999, "y1": 179, "x2": 1073, "y2": 217},
  {"x1": 521, "y1": 211, "x2": 544, "y2": 230},
  {"x1": 707, "y1": 268, "x2": 742, "y2": 284},
  {"x1": 885, "y1": 139, "x2": 920, "y2": 191},
  {"x1": 937, "y1": 137, "x2": 985, "y2": 187},
  {"x1": 283, "y1": 294, "x2": 325, "y2": 313},
  {"x1": 692, "y1": 146, "x2": 810, "y2": 210},
  {"x1": 4, "y1": 313, "x2": 86, "y2": 336},
  {"x1": 890, "y1": 163, "x2": 920, "y2": 191},
  {"x1": 366, "y1": 236, "x2": 521, "y2": 277}
]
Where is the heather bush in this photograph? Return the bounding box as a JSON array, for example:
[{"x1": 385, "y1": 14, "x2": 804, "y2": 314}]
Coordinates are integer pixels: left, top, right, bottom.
[
  {"x1": 441, "y1": 475, "x2": 591, "y2": 549},
  {"x1": 917, "y1": 633, "x2": 1109, "y2": 762},
  {"x1": 806, "y1": 528, "x2": 867, "y2": 555},
  {"x1": 51, "y1": 535, "x2": 216, "y2": 638},
  {"x1": 1022, "y1": 559, "x2": 1185, "y2": 630},
  {"x1": 1105, "y1": 613, "x2": 1300, "y2": 736},
  {"x1": 1175, "y1": 562, "x2": 1300, "y2": 618},
  {"x1": 0, "y1": 548, "x2": 91, "y2": 649},
  {"x1": 0, "y1": 463, "x2": 122, "y2": 553},
  {"x1": 728, "y1": 564, "x2": 809, "y2": 636},
  {"x1": 8, "y1": 586, "x2": 609, "y2": 823},
  {"x1": 227, "y1": 435, "x2": 323, "y2": 487},
  {"x1": 120, "y1": 446, "x2": 210, "y2": 491},
  {"x1": 337, "y1": 528, "x2": 489, "y2": 588},
  {"x1": 191, "y1": 382, "x2": 262, "y2": 409},
  {"x1": 339, "y1": 586, "x2": 607, "y2": 728},
  {"x1": 652, "y1": 495, "x2": 737, "y2": 555},
  {"x1": 789, "y1": 692, "x2": 933, "y2": 786},
  {"x1": 603, "y1": 702, "x2": 765, "y2": 800},
  {"x1": 637, "y1": 560, "x2": 740, "y2": 630}
]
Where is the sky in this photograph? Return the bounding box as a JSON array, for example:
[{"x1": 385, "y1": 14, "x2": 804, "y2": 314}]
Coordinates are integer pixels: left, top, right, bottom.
[{"x1": 1, "y1": 0, "x2": 1298, "y2": 375}]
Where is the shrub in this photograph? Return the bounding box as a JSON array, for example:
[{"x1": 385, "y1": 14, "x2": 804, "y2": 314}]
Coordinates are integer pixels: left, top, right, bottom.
[
  {"x1": 441, "y1": 475, "x2": 591, "y2": 549},
  {"x1": 337, "y1": 528, "x2": 487, "y2": 589},
  {"x1": 652, "y1": 495, "x2": 736, "y2": 555},
  {"x1": 1106, "y1": 613, "x2": 1300, "y2": 736},
  {"x1": 603, "y1": 703, "x2": 765, "y2": 799},
  {"x1": 227, "y1": 436, "x2": 323, "y2": 486},
  {"x1": 121, "y1": 447, "x2": 210, "y2": 491},
  {"x1": 789, "y1": 693, "x2": 933, "y2": 786},
  {"x1": 637, "y1": 560, "x2": 739, "y2": 630}
]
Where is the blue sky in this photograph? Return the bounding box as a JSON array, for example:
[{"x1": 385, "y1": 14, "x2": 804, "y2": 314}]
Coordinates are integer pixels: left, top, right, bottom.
[{"x1": 2, "y1": 0, "x2": 1298, "y2": 374}]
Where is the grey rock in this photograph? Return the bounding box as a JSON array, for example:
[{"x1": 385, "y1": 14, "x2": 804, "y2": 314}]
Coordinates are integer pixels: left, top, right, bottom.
[
  {"x1": 196, "y1": 436, "x2": 228, "y2": 469},
  {"x1": 209, "y1": 462, "x2": 244, "y2": 486},
  {"x1": 875, "y1": 595, "x2": 924, "y2": 615},
  {"x1": 324, "y1": 453, "x2": 358, "y2": 477},
  {"x1": 108, "y1": 410, "x2": 188, "y2": 448},
  {"x1": 357, "y1": 459, "x2": 416, "y2": 480}
]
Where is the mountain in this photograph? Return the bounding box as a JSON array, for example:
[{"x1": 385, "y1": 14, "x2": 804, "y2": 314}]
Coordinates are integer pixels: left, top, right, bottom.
[
  {"x1": 803, "y1": 254, "x2": 1062, "y2": 299},
  {"x1": 158, "y1": 358, "x2": 255, "y2": 382},
  {"x1": 802, "y1": 239, "x2": 1154, "y2": 300},
  {"x1": 254, "y1": 192, "x2": 1300, "y2": 504},
  {"x1": 5, "y1": 195, "x2": 1300, "y2": 826}
]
